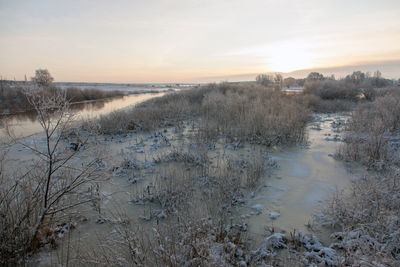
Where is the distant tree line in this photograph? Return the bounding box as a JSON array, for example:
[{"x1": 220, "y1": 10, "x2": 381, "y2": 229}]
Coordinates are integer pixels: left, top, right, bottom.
[
  {"x1": 256, "y1": 70, "x2": 394, "y2": 91},
  {"x1": 256, "y1": 70, "x2": 398, "y2": 102},
  {"x1": 255, "y1": 73, "x2": 283, "y2": 91},
  {"x1": 0, "y1": 69, "x2": 124, "y2": 114}
]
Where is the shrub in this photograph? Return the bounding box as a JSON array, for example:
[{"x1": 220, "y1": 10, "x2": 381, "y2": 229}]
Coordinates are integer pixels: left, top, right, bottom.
[
  {"x1": 93, "y1": 84, "x2": 311, "y2": 146},
  {"x1": 304, "y1": 80, "x2": 361, "y2": 101},
  {"x1": 65, "y1": 87, "x2": 86, "y2": 102},
  {"x1": 200, "y1": 85, "x2": 310, "y2": 145},
  {"x1": 321, "y1": 170, "x2": 400, "y2": 265},
  {"x1": 338, "y1": 90, "x2": 400, "y2": 167},
  {"x1": 0, "y1": 89, "x2": 101, "y2": 265},
  {"x1": 93, "y1": 91, "x2": 198, "y2": 134}
]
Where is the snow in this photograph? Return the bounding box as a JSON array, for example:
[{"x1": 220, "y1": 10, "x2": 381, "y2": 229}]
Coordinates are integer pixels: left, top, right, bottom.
[
  {"x1": 269, "y1": 212, "x2": 280, "y2": 220},
  {"x1": 251, "y1": 204, "x2": 264, "y2": 215}
]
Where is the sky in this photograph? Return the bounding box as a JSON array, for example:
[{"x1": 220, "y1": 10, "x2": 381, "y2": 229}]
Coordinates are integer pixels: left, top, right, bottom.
[{"x1": 0, "y1": 0, "x2": 399, "y2": 82}]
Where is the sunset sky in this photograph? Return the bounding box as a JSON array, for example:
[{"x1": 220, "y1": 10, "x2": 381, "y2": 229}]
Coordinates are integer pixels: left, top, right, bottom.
[{"x1": 0, "y1": 0, "x2": 399, "y2": 82}]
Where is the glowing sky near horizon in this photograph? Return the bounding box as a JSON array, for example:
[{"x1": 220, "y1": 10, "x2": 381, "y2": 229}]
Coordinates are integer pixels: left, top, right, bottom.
[{"x1": 0, "y1": 0, "x2": 399, "y2": 82}]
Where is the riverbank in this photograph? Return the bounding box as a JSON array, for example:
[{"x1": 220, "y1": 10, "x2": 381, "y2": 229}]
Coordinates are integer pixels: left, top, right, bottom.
[
  {"x1": 0, "y1": 92, "x2": 166, "y2": 141},
  {"x1": 0, "y1": 87, "x2": 175, "y2": 116}
]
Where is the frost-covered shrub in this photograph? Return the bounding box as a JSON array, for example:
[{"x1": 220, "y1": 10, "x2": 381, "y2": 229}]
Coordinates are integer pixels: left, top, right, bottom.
[
  {"x1": 200, "y1": 85, "x2": 310, "y2": 145},
  {"x1": 304, "y1": 80, "x2": 361, "y2": 100},
  {"x1": 93, "y1": 88, "x2": 209, "y2": 133},
  {"x1": 73, "y1": 211, "x2": 251, "y2": 266},
  {"x1": 320, "y1": 170, "x2": 400, "y2": 265},
  {"x1": 93, "y1": 84, "x2": 310, "y2": 146},
  {"x1": 338, "y1": 91, "x2": 400, "y2": 167}
]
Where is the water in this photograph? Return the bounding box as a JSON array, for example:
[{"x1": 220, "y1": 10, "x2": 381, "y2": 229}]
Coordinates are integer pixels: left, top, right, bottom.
[
  {"x1": 0, "y1": 92, "x2": 165, "y2": 141},
  {"x1": 55, "y1": 82, "x2": 195, "y2": 93},
  {"x1": 244, "y1": 113, "x2": 362, "y2": 244},
  {"x1": 64, "y1": 113, "x2": 361, "y2": 248},
  {"x1": 4, "y1": 110, "x2": 362, "y2": 264}
]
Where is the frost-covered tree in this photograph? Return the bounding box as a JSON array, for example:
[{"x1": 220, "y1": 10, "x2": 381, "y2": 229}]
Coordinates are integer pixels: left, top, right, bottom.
[
  {"x1": 31, "y1": 69, "x2": 54, "y2": 87},
  {"x1": 1, "y1": 87, "x2": 102, "y2": 264},
  {"x1": 256, "y1": 74, "x2": 274, "y2": 87},
  {"x1": 346, "y1": 71, "x2": 365, "y2": 85},
  {"x1": 283, "y1": 77, "x2": 296, "y2": 88},
  {"x1": 306, "y1": 72, "x2": 324, "y2": 81},
  {"x1": 274, "y1": 73, "x2": 283, "y2": 91}
]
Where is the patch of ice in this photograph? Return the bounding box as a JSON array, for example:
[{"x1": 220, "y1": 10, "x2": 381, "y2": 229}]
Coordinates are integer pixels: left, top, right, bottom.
[
  {"x1": 264, "y1": 233, "x2": 287, "y2": 249},
  {"x1": 251, "y1": 204, "x2": 264, "y2": 215},
  {"x1": 269, "y1": 212, "x2": 280, "y2": 219}
]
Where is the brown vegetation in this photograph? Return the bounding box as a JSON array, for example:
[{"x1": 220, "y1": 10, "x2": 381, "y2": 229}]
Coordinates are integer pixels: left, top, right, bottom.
[
  {"x1": 304, "y1": 79, "x2": 361, "y2": 101},
  {"x1": 0, "y1": 69, "x2": 125, "y2": 114},
  {"x1": 0, "y1": 84, "x2": 125, "y2": 114},
  {"x1": 0, "y1": 89, "x2": 102, "y2": 265},
  {"x1": 54, "y1": 149, "x2": 275, "y2": 266},
  {"x1": 2, "y1": 69, "x2": 398, "y2": 265},
  {"x1": 65, "y1": 87, "x2": 124, "y2": 102},
  {"x1": 299, "y1": 70, "x2": 395, "y2": 113},
  {"x1": 320, "y1": 88, "x2": 400, "y2": 265},
  {"x1": 92, "y1": 83, "x2": 310, "y2": 146},
  {"x1": 337, "y1": 90, "x2": 400, "y2": 167},
  {"x1": 321, "y1": 170, "x2": 400, "y2": 265}
]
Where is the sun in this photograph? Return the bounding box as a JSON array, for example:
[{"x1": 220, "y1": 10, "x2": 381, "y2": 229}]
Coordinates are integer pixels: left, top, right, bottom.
[{"x1": 267, "y1": 43, "x2": 314, "y2": 73}]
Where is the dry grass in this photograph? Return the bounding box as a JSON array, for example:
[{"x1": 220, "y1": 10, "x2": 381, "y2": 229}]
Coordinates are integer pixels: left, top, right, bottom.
[
  {"x1": 137, "y1": 165, "x2": 195, "y2": 213},
  {"x1": 320, "y1": 170, "x2": 400, "y2": 265},
  {"x1": 200, "y1": 87, "x2": 310, "y2": 145},
  {"x1": 0, "y1": 84, "x2": 125, "y2": 114},
  {"x1": 94, "y1": 83, "x2": 311, "y2": 147},
  {"x1": 337, "y1": 90, "x2": 400, "y2": 168},
  {"x1": 91, "y1": 87, "x2": 211, "y2": 134},
  {"x1": 57, "y1": 149, "x2": 274, "y2": 266},
  {"x1": 0, "y1": 153, "x2": 100, "y2": 265},
  {"x1": 294, "y1": 91, "x2": 356, "y2": 113},
  {"x1": 300, "y1": 79, "x2": 388, "y2": 113},
  {"x1": 313, "y1": 99, "x2": 356, "y2": 113},
  {"x1": 318, "y1": 89, "x2": 400, "y2": 266},
  {"x1": 0, "y1": 89, "x2": 104, "y2": 265},
  {"x1": 66, "y1": 208, "x2": 251, "y2": 267},
  {"x1": 5, "y1": 83, "x2": 314, "y2": 265},
  {"x1": 0, "y1": 84, "x2": 36, "y2": 113},
  {"x1": 0, "y1": 153, "x2": 43, "y2": 265},
  {"x1": 133, "y1": 150, "x2": 271, "y2": 216},
  {"x1": 65, "y1": 87, "x2": 125, "y2": 102},
  {"x1": 303, "y1": 80, "x2": 361, "y2": 101}
]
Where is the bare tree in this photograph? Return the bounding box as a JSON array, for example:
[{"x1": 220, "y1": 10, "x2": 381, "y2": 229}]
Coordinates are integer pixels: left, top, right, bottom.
[
  {"x1": 283, "y1": 77, "x2": 296, "y2": 88},
  {"x1": 1, "y1": 86, "x2": 102, "y2": 264},
  {"x1": 346, "y1": 71, "x2": 365, "y2": 85},
  {"x1": 306, "y1": 72, "x2": 324, "y2": 81},
  {"x1": 256, "y1": 74, "x2": 274, "y2": 87},
  {"x1": 274, "y1": 73, "x2": 283, "y2": 91},
  {"x1": 25, "y1": 88, "x2": 101, "y2": 246}
]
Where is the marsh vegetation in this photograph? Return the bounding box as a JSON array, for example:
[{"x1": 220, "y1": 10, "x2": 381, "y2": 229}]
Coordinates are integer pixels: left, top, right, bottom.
[{"x1": 1, "y1": 70, "x2": 399, "y2": 266}]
